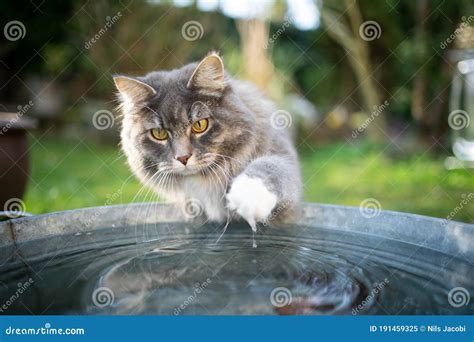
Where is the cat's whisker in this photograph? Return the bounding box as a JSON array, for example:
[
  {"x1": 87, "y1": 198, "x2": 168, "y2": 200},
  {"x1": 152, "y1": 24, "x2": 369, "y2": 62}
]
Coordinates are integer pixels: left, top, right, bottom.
[
  {"x1": 208, "y1": 158, "x2": 229, "y2": 177},
  {"x1": 206, "y1": 162, "x2": 224, "y2": 191},
  {"x1": 194, "y1": 160, "x2": 216, "y2": 176},
  {"x1": 153, "y1": 169, "x2": 174, "y2": 196},
  {"x1": 140, "y1": 170, "x2": 173, "y2": 224},
  {"x1": 130, "y1": 170, "x2": 162, "y2": 204},
  {"x1": 206, "y1": 152, "x2": 244, "y2": 175},
  {"x1": 207, "y1": 152, "x2": 241, "y2": 164},
  {"x1": 209, "y1": 157, "x2": 232, "y2": 181},
  {"x1": 144, "y1": 172, "x2": 168, "y2": 217},
  {"x1": 144, "y1": 162, "x2": 162, "y2": 170},
  {"x1": 160, "y1": 167, "x2": 176, "y2": 200},
  {"x1": 162, "y1": 171, "x2": 174, "y2": 194},
  {"x1": 131, "y1": 165, "x2": 173, "y2": 204},
  {"x1": 115, "y1": 52, "x2": 301, "y2": 232},
  {"x1": 213, "y1": 158, "x2": 232, "y2": 175},
  {"x1": 213, "y1": 165, "x2": 228, "y2": 193},
  {"x1": 196, "y1": 159, "x2": 227, "y2": 199},
  {"x1": 213, "y1": 161, "x2": 231, "y2": 182},
  {"x1": 215, "y1": 208, "x2": 231, "y2": 244},
  {"x1": 144, "y1": 106, "x2": 159, "y2": 116},
  {"x1": 210, "y1": 161, "x2": 231, "y2": 200}
]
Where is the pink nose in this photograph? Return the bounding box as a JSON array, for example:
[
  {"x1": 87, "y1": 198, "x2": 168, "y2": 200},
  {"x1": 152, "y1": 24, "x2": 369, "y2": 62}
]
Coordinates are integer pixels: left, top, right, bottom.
[{"x1": 176, "y1": 154, "x2": 192, "y2": 166}]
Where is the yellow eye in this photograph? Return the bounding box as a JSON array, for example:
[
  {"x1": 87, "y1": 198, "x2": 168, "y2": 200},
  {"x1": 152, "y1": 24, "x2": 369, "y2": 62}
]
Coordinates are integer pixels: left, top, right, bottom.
[
  {"x1": 150, "y1": 128, "x2": 168, "y2": 141},
  {"x1": 192, "y1": 119, "x2": 209, "y2": 134}
]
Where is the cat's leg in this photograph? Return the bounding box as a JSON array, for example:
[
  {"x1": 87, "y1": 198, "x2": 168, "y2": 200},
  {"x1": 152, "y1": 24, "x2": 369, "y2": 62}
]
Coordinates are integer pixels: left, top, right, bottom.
[{"x1": 226, "y1": 155, "x2": 301, "y2": 230}]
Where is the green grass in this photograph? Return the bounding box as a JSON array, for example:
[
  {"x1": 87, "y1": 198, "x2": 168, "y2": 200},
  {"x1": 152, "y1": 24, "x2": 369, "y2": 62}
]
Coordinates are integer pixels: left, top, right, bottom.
[
  {"x1": 300, "y1": 141, "x2": 473, "y2": 223},
  {"x1": 24, "y1": 135, "x2": 473, "y2": 223}
]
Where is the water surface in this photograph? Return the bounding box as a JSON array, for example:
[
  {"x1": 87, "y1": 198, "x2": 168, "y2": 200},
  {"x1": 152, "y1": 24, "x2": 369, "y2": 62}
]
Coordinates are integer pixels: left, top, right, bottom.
[{"x1": 1, "y1": 222, "x2": 473, "y2": 315}]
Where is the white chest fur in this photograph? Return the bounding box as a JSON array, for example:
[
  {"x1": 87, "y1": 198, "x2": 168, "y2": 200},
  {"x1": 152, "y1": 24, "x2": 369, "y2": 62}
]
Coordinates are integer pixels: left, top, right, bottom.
[{"x1": 174, "y1": 175, "x2": 228, "y2": 222}]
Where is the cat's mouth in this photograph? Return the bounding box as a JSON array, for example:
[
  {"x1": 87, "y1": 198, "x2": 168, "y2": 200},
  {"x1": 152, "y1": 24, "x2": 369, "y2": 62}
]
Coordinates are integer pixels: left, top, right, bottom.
[
  {"x1": 174, "y1": 167, "x2": 201, "y2": 175},
  {"x1": 154, "y1": 154, "x2": 224, "y2": 177},
  {"x1": 170, "y1": 158, "x2": 212, "y2": 176}
]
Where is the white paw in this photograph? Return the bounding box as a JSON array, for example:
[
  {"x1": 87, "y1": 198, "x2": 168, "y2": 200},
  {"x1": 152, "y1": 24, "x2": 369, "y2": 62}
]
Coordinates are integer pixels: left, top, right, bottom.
[{"x1": 226, "y1": 175, "x2": 277, "y2": 231}]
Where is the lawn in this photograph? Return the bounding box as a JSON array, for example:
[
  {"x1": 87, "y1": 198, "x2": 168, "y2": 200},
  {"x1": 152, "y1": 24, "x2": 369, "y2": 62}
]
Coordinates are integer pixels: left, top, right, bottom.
[{"x1": 23, "y1": 134, "x2": 473, "y2": 223}]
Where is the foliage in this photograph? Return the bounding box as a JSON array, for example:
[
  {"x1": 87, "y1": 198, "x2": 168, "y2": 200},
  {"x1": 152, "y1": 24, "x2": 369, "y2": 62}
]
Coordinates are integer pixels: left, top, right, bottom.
[{"x1": 24, "y1": 135, "x2": 473, "y2": 223}]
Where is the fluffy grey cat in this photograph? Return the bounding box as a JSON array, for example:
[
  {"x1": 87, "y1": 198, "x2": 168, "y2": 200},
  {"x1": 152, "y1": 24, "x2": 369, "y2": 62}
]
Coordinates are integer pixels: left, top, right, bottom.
[{"x1": 114, "y1": 52, "x2": 301, "y2": 230}]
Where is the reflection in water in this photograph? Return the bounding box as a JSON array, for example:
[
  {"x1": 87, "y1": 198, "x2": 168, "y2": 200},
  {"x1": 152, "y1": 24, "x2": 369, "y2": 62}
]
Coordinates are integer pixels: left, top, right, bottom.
[{"x1": 0, "y1": 222, "x2": 473, "y2": 315}]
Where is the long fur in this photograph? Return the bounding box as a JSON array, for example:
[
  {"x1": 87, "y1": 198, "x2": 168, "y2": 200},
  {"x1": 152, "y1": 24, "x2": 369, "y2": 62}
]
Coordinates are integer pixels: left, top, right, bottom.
[{"x1": 114, "y1": 53, "x2": 302, "y2": 225}]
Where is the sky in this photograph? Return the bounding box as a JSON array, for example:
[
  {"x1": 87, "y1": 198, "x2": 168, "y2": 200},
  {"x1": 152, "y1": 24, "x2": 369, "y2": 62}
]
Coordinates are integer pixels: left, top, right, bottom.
[{"x1": 171, "y1": 0, "x2": 320, "y2": 30}]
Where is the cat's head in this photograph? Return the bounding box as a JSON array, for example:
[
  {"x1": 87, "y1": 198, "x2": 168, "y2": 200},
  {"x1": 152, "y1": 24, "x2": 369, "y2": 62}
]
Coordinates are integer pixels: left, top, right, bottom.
[{"x1": 114, "y1": 52, "x2": 255, "y2": 184}]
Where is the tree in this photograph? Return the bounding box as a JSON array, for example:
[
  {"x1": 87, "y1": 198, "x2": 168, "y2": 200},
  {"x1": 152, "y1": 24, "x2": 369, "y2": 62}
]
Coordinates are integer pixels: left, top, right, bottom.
[{"x1": 320, "y1": 0, "x2": 386, "y2": 141}]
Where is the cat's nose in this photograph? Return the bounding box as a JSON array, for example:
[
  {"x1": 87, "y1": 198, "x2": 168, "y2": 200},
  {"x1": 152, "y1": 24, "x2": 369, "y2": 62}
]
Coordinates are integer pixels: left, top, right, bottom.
[{"x1": 175, "y1": 154, "x2": 192, "y2": 166}]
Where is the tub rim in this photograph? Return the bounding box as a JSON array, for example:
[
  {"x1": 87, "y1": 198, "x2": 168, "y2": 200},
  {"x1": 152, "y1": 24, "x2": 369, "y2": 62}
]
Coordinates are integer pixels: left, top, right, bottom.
[{"x1": 1, "y1": 202, "x2": 472, "y2": 260}]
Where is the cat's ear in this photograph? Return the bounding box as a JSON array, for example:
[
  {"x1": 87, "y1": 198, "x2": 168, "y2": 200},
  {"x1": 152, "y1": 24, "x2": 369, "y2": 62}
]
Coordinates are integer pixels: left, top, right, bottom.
[
  {"x1": 187, "y1": 53, "x2": 226, "y2": 96},
  {"x1": 113, "y1": 76, "x2": 156, "y2": 103}
]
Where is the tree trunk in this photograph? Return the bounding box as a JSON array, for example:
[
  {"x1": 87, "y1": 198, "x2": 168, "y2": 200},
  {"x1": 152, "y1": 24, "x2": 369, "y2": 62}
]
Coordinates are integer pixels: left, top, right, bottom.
[
  {"x1": 236, "y1": 19, "x2": 274, "y2": 90},
  {"x1": 411, "y1": 0, "x2": 429, "y2": 142},
  {"x1": 321, "y1": 0, "x2": 386, "y2": 141}
]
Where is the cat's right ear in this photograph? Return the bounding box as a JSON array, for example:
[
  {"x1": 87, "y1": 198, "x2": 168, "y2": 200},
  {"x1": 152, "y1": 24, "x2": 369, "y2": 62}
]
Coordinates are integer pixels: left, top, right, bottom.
[
  {"x1": 187, "y1": 53, "x2": 226, "y2": 97},
  {"x1": 113, "y1": 76, "x2": 156, "y2": 104}
]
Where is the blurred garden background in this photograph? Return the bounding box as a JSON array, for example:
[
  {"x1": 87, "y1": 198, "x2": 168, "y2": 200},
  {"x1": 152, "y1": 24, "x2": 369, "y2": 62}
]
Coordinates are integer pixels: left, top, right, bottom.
[{"x1": 0, "y1": 0, "x2": 473, "y2": 223}]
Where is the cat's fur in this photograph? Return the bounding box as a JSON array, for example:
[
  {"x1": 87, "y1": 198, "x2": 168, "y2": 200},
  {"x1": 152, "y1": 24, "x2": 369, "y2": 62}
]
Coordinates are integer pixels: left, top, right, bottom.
[{"x1": 114, "y1": 52, "x2": 301, "y2": 229}]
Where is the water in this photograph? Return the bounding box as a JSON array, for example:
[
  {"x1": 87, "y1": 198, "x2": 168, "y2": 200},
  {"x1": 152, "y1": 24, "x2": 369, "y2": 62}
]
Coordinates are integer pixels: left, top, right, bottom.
[{"x1": 1, "y1": 222, "x2": 473, "y2": 315}]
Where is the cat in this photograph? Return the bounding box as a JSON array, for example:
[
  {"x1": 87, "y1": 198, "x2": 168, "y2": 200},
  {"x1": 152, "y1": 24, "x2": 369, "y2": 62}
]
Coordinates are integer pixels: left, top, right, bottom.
[{"x1": 114, "y1": 52, "x2": 302, "y2": 230}]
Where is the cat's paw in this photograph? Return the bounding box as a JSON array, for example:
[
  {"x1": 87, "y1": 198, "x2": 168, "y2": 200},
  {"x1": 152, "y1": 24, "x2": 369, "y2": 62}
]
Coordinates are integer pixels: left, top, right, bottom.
[{"x1": 226, "y1": 174, "x2": 277, "y2": 231}]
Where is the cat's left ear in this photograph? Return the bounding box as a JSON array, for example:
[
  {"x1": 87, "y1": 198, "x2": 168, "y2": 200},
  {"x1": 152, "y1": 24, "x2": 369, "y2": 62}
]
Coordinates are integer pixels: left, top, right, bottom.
[
  {"x1": 113, "y1": 76, "x2": 156, "y2": 104},
  {"x1": 187, "y1": 53, "x2": 226, "y2": 97}
]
